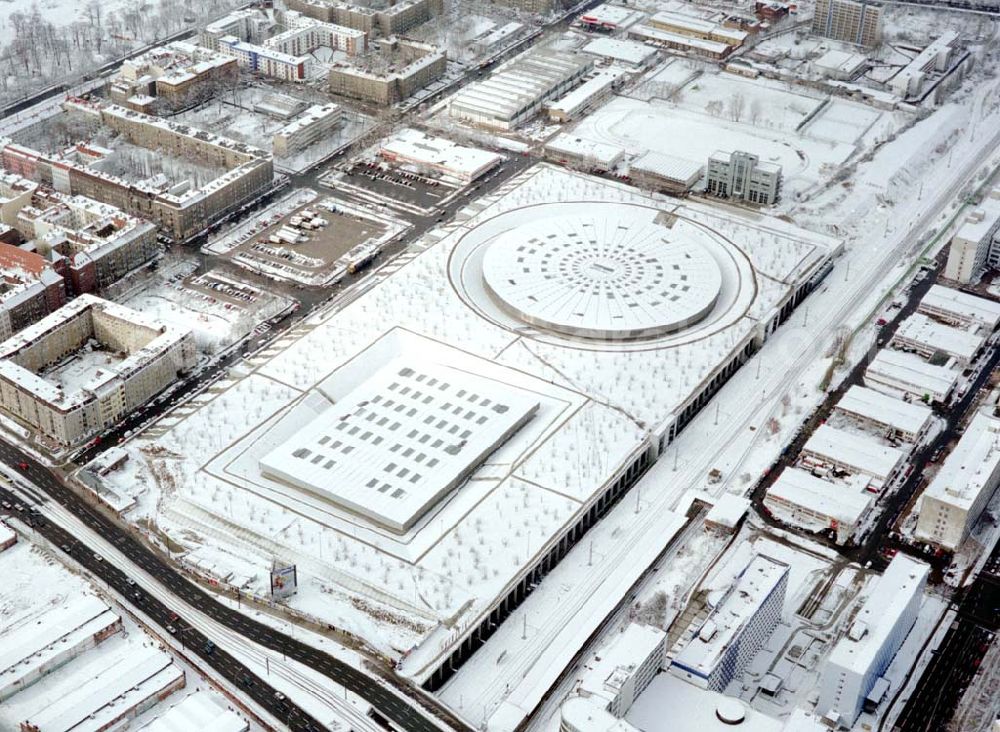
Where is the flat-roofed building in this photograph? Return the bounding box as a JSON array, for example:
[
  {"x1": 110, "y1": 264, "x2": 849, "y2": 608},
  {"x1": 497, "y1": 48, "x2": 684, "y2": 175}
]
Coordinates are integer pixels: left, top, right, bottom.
[
  {"x1": 818, "y1": 555, "x2": 928, "y2": 727},
  {"x1": 272, "y1": 103, "x2": 342, "y2": 157},
  {"x1": 448, "y1": 49, "x2": 593, "y2": 130},
  {"x1": 918, "y1": 284, "x2": 1000, "y2": 331},
  {"x1": 833, "y1": 385, "x2": 934, "y2": 443},
  {"x1": 811, "y1": 0, "x2": 882, "y2": 47},
  {"x1": 915, "y1": 411, "x2": 1000, "y2": 550},
  {"x1": 574, "y1": 623, "x2": 666, "y2": 717},
  {"x1": 577, "y1": 3, "x2": 645, "y2": 32},
  {"x1": 545, "y1": 67, "x2": 625, "y2": 122},
  {"x1": 630, "y1": 151, "x2": 704, "y2": 194},
  {"x1": 647, "y1": 11, "x2": 748, "y2": 47},
  {"x1": 800, "y1": 424, "x2": 906, "y2": 491},
  {"x1": 111, "y1": 42, "x2": 238, "y2": 112},
  {"x1": 544, "y1": 134, "x2": 625, "y2": 172},
  {"x1": 943, "y1": 185, "x2": 1000, "y2": 284},
  {"x1": 706, "y1": 151, "x2": 781, "y2": 205},
  {"x1": 0, "y1": 294, "x2": 196, "y2": 445},
  {"x1": 581, "y1": 38, "x2": 657, "y2": 70},
  {"x1": 890, "y1": 313, "x2": 985, "y2": 366},
  {"x1": 764, "y1": 467, "x2": 873, "y2": 544},
  {"x1": 628, "y1": 24, "x2": 733, "y2": 60},
  {"x1": 260, "y1": 359, "x2": 540, "y2": 533},
  {"x1": 328, "y1": 39, "x2": 446, "y2": 104},
  {"x1": 379, "y1": 128, "x2": 502, "y2": 182},
  {"x1": 863, "y1": 348, "x2": 959, "y2": 404},
  {"x1": 670, "y1": 554, "x2": 788, "y2": 691}
]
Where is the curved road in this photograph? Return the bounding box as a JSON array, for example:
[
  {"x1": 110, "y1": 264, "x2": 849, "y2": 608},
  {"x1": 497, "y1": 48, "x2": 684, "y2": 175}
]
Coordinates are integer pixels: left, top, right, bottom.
[{"x1": 0, "y1": 439, "x2": 470, "y2": 732}]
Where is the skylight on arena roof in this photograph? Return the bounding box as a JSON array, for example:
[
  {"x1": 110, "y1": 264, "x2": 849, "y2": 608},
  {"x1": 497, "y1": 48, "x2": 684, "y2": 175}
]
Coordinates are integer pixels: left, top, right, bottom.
[{"x1": 260, "y1": 359, "x2": 539, "y2": 533}]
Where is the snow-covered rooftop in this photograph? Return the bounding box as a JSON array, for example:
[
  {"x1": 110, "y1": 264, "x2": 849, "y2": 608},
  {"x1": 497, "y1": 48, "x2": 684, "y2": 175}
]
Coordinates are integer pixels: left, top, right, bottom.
[
  {"x1": 581, "y1": 38, "x2": 657, "y2": 67},
  {"x1": 481, "y1": 211, "x2": 723, "y2": 339},
  {"x1": 138, "y1": 692, "x2": 249, "y2": 732},
  {"x1": 671, "y1": 554, "x2": 787, "y2": 680},
  {"x1": 834, "y1": 385, "x2": 933, "y2": 438},
  {"x1": 918, "y1": 284, "x2": 1000, "y2": 330},
  {"x1": 545, "y1": 134, "x2": 625, "y2": 166},
  {"x1": 766, "y1": 467, "x2": 873, "y2": 525},
  {"x1": 826, "y1": 554, "x2": 928, "y2": 676},
  {"x1": 864, "y1": 348, "x2": 959, "y2": 402},
  {"x1": 920, "y1": 411, "x2": 1000, "y2": 511},
  {"x1": 577, "y1": 623, "x2": 665, "y2": 706},
  {"x1": 891, "y1": 312, "x2": 985, "y2": 363},
  {"x1": 380, "y1": 128, "x2": 502, "y2": 181},
  {"x1": 801, "y1": 424, "x2": 906, "y2": 481},
  {"x1": 260, "y1": 359, "x2": 539, "y2": 533},
  {"x1": 705, "y1": 493, "x2": 750, "y2": 529},
  {"x1": 629, "y1": 150, "x2": 704, "y2": 186}
]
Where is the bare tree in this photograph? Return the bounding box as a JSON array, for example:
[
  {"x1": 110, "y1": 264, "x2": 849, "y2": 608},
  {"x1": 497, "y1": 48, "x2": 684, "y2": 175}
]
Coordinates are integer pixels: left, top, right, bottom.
[{"x1": 729, "y1": 92, "x2": 746, "y2": 123}]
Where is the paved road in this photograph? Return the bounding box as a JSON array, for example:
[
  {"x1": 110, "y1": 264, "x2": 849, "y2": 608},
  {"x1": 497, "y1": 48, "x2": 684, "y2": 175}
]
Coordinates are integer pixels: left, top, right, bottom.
[
  {"x1": 890, "y1": 545, "x2": 1000, "y2": 732},
  {"x1": 0, "y1": 440, "x2": 469, "y2": 732}
]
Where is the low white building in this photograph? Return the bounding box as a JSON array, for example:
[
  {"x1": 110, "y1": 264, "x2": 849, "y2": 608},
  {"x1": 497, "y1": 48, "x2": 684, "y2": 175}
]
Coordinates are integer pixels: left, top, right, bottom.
[
  {"x1": 629, "y1": 151, "x2": 704, "y2": 194},
  {"x1": 812, "y1": 49, "x2": 868, "y2": 80},
  {"x1": 890, "y1": 312, "x2": 985, "y2": 366},
  {"x1": 764, "y1": 467, "x2": 872, "y2": 544},
  {"x1": 705, "y1": 493, "x2": 749, "y2": 532},
  {"x1": 670, "y1": 554, "x2": 788, "y2": 691},
  {"x1": 833, "y1": 385, "x2": 933, "y2": 444},
  {"x1": 577, "y1": 3, "x2": 646, "y2": 32},
  {"x1": 545, "y1": 67, "x2": 626, "y2": 122},
  {"x1": 818, "y1": 555, "x2": 929, "y2": 728},
  {"x1": 379, "y1": 128, "x2": 503, "y2": 182},
  {"x1": 943, "y1": 185, "x2": 1000, "y2": 284},
  {"x1": 915, "y1": 411, "x2": 1000, "y2": 550},
  {"x1": 448, "y1": 49, "x2": 593, "y2": 130},
  {"x1": 272, "y1": 103, "x2": 342, "y2": 157},
  {"x1": 917, "y1": 284, "x2": 1000, "y2": 331},
  {"x1": 544, "y1": 134, "x2": 625, "y2": 172},
  {"x1": 138, "y1": 691, "x2": 249, "y2": 732},
  {"x1": 863, "y1": 349, "x2": 959, "y2": 404},
  {"x1": 800, "y1": 424, "x2": 907, "y2": 491},
  {"x1": 581, "y1": 38, "x2": 658, "y2": 70}
]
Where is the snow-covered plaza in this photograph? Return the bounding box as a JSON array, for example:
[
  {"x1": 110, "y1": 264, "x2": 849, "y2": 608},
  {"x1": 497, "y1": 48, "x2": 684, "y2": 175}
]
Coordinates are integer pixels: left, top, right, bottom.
[{"x1": 96, "y1": 164, "x2": 838, "y2": 683}]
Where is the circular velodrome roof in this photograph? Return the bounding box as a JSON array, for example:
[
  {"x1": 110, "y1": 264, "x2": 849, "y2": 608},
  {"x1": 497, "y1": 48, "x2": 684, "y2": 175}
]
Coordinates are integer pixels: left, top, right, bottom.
[{"x1": 481, "y1": 213, "x2": 723, "y2": 340}]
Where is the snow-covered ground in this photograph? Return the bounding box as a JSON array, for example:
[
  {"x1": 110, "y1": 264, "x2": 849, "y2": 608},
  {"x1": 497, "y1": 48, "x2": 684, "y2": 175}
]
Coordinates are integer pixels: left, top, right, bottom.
[{"x1": 93, "y1": 164, "x2": 835, "y2": 680}]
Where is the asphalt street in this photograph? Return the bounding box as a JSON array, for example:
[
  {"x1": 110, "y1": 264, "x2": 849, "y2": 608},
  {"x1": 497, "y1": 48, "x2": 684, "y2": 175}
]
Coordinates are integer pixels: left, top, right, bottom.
[{"x1": 0, "y1": 440, "x2": 468, "y2": 732}]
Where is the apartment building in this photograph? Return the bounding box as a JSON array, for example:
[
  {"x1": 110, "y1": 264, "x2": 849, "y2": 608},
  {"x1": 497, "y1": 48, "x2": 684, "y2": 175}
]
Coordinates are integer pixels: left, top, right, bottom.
[
  {"x1": 811, "y1": 0, "x2": 882, "y2": 47},
  {"x1": 915, "y1": 411, "x2": 1000, "y2": 550},
  {"x1": 285, "y1": 0, "x2": 443, "y2": 35},
  {"x1": 670, "y1": 554, "x2": 788, "y2": 691},
  {"x1": 818, "y1": 555, "x2": 928, "y2": 727},
  {"x1": 0, "y1": 295, "x2": 196, "y2": 445},
  {"x1": 328, "y1": 40, "x2": 445, "y2": 104},
  {"x1": 943, "y1": 185, "x2": 1000, "y2": 284},
  {"x1": 110, "y1": 42, "x2": 239, "y2": 113}
]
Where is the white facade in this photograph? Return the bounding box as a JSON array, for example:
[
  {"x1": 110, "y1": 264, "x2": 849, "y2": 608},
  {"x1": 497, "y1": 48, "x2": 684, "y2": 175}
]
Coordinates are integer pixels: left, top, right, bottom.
[
  {"x1": 272, "y1": 103, "x2": 342, "y2": 157},
  {"x1": 575, "y1": 623, "x2": 666, "y2": 717},
  {"x1": 800, "y1": 424, "x2": 906, "y2": 490},
  {"x1": 764, "y1": 467, "x2": 872, "y2": 544},
  {"x1": 915, "y1": 411, "x2": 1000, "y2": 550},
  {"x1": 818, "y1": 555, "x2": 929, "y2": 728},
  {"x1": 943, "y1": 185, "x2": 1000, "y2": 284},
  {"x1": 834, "y1": 385, "x2": 933, "y2": 443},
  {"x1": 918, "y1": 283, "x2": 1000, "y2": 331},
  {"x1": 545, "y1": 68, "x2": 625, "y2": 122},
  {"x1": 670, "y1": 554, "x2": 788, "y2": 691},
  {"x1": 706, "y1": 151, "x2": 782, "y2": 205},
  {"x1": 863, "y1": 348, "x2": 959, "y2": 404}
]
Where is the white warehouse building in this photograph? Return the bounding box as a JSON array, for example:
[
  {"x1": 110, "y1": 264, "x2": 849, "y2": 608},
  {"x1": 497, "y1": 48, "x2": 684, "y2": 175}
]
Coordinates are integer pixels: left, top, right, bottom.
[
  {"x1": 890, "y1": 312, "x2": 986, "y2": 367},
  {"x1": 915, "y1": 411, "x2": 1000, "y2": 550},
  {"x1": 864, "y1": 349, "x2": 960, "y2": 404},
  {"x1": 448, "y1": 49, "x2": 593, "y2": 130},
  {"x1": 800, "y1": 424, "x2": 907, "y2": 492},
  {"x1": 833, "y1": 385, "x2": 934, "y2": 444},
  {"x1": 764, "y1": 467, "x2": 873, "y2": 545},
  {"x1": 818, "y1": 554, "x2": 929, "y2": 728},
  {"x1": 670, "y1": 554, "x2": 788, "y2": 691}
]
